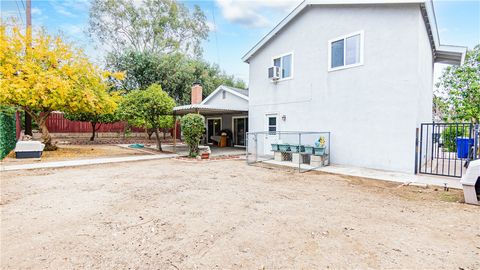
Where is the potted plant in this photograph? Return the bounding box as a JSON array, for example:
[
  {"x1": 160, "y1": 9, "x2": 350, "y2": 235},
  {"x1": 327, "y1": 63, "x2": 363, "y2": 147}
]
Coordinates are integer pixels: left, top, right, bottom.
[
  {"x1": 271, "y1": 143, "x2": 279, "y2": 151},
  {"x1": 303, "y1": 145, "x2": 314, "y2": 154},
  {"x1": 290, "y1": 144, "x2": 299, "y2": 153},
  {"x1": 290, "y1": 144, "x2": 305, "y2": 153},
  {"x1": 278, "y1": 143, "x2": 291, "y2": 152},
  {"x1": 199, "y1": 145, "x2": 211, "y2": 159},
  {"x1": 313, "y1": 136, "x2": 326, "y2": 156},
  {"x1": 313, "y1": 147, "x2": 325, "y2": 156}
]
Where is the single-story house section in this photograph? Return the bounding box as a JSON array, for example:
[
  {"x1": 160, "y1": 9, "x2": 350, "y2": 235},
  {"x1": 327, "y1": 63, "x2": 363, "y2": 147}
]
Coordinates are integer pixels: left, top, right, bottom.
[
  {"x1": 174, "y1": 83, "x2": 249, "y2": 147},
  {"x1": 242, "y1": 0, "x2": 467, "y2": 173}
]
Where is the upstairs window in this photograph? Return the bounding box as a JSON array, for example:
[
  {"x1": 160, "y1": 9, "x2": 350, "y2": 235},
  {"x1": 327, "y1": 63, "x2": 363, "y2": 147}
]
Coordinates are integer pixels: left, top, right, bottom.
[
  {"x1": 273, "y1": 53, "x2": 293, "y2": 79},
  {"x1": 329, "y1": 31, "x2": 363, "y2": 71}
]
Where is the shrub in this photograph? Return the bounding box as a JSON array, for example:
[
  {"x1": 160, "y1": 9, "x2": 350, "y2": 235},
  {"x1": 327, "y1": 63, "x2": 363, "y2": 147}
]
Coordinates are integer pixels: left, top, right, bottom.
[
  {"x1": 181, "y1": 114, "x2": 205, "y2": 157},
  {"x1": 441, "y1": 126, "x2": 469, "y2": 152},
  {"x1": 0, "y1": 107, "x2": 17, "y2": 159}
]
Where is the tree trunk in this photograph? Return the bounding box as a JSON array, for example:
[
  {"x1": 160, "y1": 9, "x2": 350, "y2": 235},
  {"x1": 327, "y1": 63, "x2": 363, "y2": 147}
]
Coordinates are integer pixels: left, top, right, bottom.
[
  {"x1": 192, "y1": 143, "x2": 198, "y2": 157},
  {"x1": 123, "y1": 124, "x2": 128, "y2": 139},
  {"x1": 90, "y1": 122, "x2": 97, "y2": 141},
  {"x1": 154, "y1": 128, "x2": 162, "y2": 151},
  {"x1": 145, "y1": 128, "x2": 149, "y2": 140},
  {"x1": 147, "y1": 128, "x2": 154, "y2": 140},
  {"x1": 24, "y1": 113, "x2": 32, "y2": 136},
  {"x1": 28, "y1": 110, "x2": 56, "y2": 151},
  {"x1": 163, "y1": 128, "x2": 167, "y2": 140}
]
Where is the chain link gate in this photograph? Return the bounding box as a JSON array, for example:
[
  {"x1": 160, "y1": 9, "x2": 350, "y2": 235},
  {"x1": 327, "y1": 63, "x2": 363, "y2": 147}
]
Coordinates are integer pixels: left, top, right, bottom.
[{"x1": 416, "y1": 123, "x2": 479, "y2": 178}]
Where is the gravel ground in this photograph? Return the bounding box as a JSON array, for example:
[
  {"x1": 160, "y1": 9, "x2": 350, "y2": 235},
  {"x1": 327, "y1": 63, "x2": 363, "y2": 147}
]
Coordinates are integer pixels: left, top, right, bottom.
[{"x1": 1, "y1": 159, "x2": 479, "y2": 269}]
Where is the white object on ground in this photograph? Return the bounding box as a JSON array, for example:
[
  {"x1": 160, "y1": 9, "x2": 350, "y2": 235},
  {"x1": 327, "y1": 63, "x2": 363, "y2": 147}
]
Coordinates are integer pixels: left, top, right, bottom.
[
  {"x1": 292, "y1": 153, "x2": 300, "y2": 164},
  {"x1": 14, "y1": 141, "x2": 45, "y2": 152},
  {"x1": 199, "y1": 146, "x2": 211, "y2": 154},
  {"x1": 274, "y1": 152, "x2": 282, "y2": 162},
  {"x1": 460, "y1": 160, "x2": 480, "y2": 205},
  {"x1": 310, "y1": 155, "x2": 323, "y2": 167}
]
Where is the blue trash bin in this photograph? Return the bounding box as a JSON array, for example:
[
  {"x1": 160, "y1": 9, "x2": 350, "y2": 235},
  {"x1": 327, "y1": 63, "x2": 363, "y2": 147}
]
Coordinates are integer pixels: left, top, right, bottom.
[{"x1": 456, "y1": 137, "x2": 474, "y2": 158}]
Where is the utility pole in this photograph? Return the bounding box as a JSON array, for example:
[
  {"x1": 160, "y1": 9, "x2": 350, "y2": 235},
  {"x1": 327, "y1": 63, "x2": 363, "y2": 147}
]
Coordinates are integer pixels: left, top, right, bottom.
[{"x1": 24, "y1": 0, "x2": 33, "y2": 136}]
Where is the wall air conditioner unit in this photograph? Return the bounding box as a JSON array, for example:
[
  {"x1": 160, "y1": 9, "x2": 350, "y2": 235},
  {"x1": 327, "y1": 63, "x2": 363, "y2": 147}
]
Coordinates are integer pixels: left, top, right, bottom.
[{"x1": 268, "y1": 66, "x2": 281, "y2": 82}]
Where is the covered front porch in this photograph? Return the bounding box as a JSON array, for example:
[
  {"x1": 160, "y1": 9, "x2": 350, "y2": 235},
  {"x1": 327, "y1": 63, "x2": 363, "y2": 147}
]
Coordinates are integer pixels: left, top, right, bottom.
[{"x1": 173, "y1": 104, "x2": 249, "y2": 147}]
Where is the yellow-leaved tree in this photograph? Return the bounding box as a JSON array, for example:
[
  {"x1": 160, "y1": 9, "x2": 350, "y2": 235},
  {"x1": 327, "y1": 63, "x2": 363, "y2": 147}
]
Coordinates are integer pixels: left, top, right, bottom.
[{"x1": 0, "y1": 24, "x2": 123, "y2": 150}]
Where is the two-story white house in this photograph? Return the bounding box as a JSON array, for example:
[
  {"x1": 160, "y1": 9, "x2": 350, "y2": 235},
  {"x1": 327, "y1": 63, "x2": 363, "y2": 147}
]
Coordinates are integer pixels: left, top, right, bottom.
[{"x1": 243, "y1": 0, "x2": 466, "y2": 173}]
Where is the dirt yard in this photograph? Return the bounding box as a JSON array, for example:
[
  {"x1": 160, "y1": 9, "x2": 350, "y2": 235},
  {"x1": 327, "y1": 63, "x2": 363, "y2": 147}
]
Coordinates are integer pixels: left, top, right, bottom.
[
  {"x1": 1, "y1": 159, "x2": 479, "y2": 269},
  {"x1": 1, "y1": 145, "x2": 155, "y2": 165}
]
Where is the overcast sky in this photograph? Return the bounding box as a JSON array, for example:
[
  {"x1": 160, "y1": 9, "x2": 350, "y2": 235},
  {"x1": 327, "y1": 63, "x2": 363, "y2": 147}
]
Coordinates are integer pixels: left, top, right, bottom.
[{"x1": 1, "y1": 0, "x2": 479, "y2": 84}]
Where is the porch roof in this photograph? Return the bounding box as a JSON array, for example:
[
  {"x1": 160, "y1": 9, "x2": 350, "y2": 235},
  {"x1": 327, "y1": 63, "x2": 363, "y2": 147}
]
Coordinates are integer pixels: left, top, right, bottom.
[{"x1": 173, "y1": 104, "x2": 247, "y2": 116}]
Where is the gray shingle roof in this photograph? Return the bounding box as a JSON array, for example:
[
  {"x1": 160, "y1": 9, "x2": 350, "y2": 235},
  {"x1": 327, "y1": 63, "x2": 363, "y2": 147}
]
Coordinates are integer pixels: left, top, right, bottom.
[{"x1": 223, "y1": 85, "x2": 249, "y2": 97}]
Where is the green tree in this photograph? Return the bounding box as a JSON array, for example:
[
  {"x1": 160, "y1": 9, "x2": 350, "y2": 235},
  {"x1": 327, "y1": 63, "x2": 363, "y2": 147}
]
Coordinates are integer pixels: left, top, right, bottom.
[
  {"x1": 88, "y1": 0, "x2": 208, "y2": 57},
  {"x1": 64, "y1": 110, "x2": 119, "y2": 141},
  {"x1": 0, "y1": 25, "x2": 122, "y2": 150},
  {"x1": 107, "y1": 51, "x2": 246, "y2": 103},
  {"x1": 180, "y1": 113, "x2": 205, "y2": 157},
  {"x1": 436, "y1": 45, "x2": 480, "y2": 123},
  {"x1": 158, "y1": 115, "x2": 175, "y2": 140},
  {"x1": 119, "y1": 84, "x2": 175, "y2": 151}
]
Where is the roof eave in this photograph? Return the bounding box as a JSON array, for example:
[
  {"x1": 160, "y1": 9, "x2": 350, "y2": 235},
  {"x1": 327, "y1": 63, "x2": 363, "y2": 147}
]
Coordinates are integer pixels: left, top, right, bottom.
[
  {"x1": 201, "y1": 85, "x2": 249, "y2": 105},
  {"x1": 242, "y1": 0, "x2": 467, "y2": 66},
  {"x1": 242, "y1": 0, "x2": 308, "y2": 63},
  {"x1": 172, "y1": 104, "x2": 248, "y2": 116},
  {"x1": 435, "y1": 45, "x2": 467, "y2": 65},
  {"x1": 242, "y1": 0, "x2": 426, "y2": 63}
]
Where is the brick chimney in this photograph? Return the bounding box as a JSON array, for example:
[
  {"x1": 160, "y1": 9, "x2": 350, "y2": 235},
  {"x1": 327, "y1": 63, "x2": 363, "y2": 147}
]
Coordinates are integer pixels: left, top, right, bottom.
[{"x1": 191, "y1": 80, "x2": 203, "y2": 105}]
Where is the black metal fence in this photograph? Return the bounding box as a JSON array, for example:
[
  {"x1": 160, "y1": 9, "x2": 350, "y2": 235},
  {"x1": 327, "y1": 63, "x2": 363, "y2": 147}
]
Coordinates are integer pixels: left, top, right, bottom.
[
  {"x1": 416, "y1": 123, "x2": 479, "y2": 178},
  {"x1": 246, "y1": 131, "x2": 331, "y2": 172}
]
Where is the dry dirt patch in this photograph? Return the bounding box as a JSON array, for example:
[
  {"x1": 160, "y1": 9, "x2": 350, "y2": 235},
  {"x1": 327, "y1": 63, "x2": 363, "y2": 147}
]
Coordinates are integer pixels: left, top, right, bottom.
[
  {"x1": 1, "y1": 144, "x2": 152, "y2": 165},
  {"x1": 1, "y1": 159, "x2": 479, "y2": 269}
]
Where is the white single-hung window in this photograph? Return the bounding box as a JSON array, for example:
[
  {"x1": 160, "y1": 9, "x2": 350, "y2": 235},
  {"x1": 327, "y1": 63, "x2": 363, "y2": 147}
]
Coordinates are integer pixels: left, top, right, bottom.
[
  {"x1": 328, "y1": 31, "x2": 364, "y2": 71},
  {"x1": 273, "y1": 52, "x2": 293, "y2": 79}
]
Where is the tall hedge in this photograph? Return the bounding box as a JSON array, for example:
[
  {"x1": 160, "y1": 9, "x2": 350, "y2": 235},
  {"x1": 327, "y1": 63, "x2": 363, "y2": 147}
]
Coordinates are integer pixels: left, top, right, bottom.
[
  {"x1": 0, "y1": 111, "x2": 17, "y2": 159},
  {"x1": 181, "y1": 113, "x2": 205, "y2": 157}
]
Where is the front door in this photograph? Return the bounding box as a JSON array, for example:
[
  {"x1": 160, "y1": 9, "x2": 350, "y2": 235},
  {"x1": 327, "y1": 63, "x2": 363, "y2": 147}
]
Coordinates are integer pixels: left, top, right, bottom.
[
  {"x1": 264, "y1": 114, "x2": 278, "y2": 155},
  {"x1": 207, "y1": 118, "x2": 222, "y2": 144},
  {"x1": 233, "y1": 117, "x2": 248, "y2": 147}
]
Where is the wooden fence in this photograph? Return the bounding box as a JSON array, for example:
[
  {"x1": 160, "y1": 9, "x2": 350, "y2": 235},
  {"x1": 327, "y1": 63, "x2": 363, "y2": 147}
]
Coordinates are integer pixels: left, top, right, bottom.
[
  {"x1": 46, "y1": 112, "x2": 144, "y2": 133},
  {"x1": 45, "y1": 112, "x2": 181, "y2": 138}
]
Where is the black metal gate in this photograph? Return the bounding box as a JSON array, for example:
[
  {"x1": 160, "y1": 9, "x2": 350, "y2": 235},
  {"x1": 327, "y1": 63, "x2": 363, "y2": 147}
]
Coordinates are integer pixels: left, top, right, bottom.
[{"x1": 416, "y1": 123, "x2": 479, "y2": 178}]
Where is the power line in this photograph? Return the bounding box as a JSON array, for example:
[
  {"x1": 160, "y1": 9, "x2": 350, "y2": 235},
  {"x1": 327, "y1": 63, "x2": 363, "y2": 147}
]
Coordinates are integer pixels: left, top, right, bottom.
[
  {"x1": 211, "y1": 2, "x2": 220, "y2": 65},
  {"x1": 20, "y1": 0, "x2": 26, "y2": 11},
  {"x1": 15, "y1": 0, "x2": 24, "y2": 25}
]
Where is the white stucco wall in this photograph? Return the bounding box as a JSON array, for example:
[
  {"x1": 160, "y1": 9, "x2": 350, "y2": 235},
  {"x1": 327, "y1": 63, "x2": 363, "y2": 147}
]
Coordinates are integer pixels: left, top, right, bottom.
[{"x1": 247, "y1": 4, "x2": 434, "y2": 173}]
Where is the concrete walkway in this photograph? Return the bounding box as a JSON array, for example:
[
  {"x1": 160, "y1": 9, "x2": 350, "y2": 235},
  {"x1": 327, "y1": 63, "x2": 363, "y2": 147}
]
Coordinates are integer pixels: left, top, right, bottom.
[
  {"x1": 263, "y1": 160, "x2": 462, "y2": 189},
  {"x1": 119, "y1": 143, "x2": 247, "y2": 157},
  {"x1": 0, "y1": 154, "x2": 177, "y2": 172}
]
